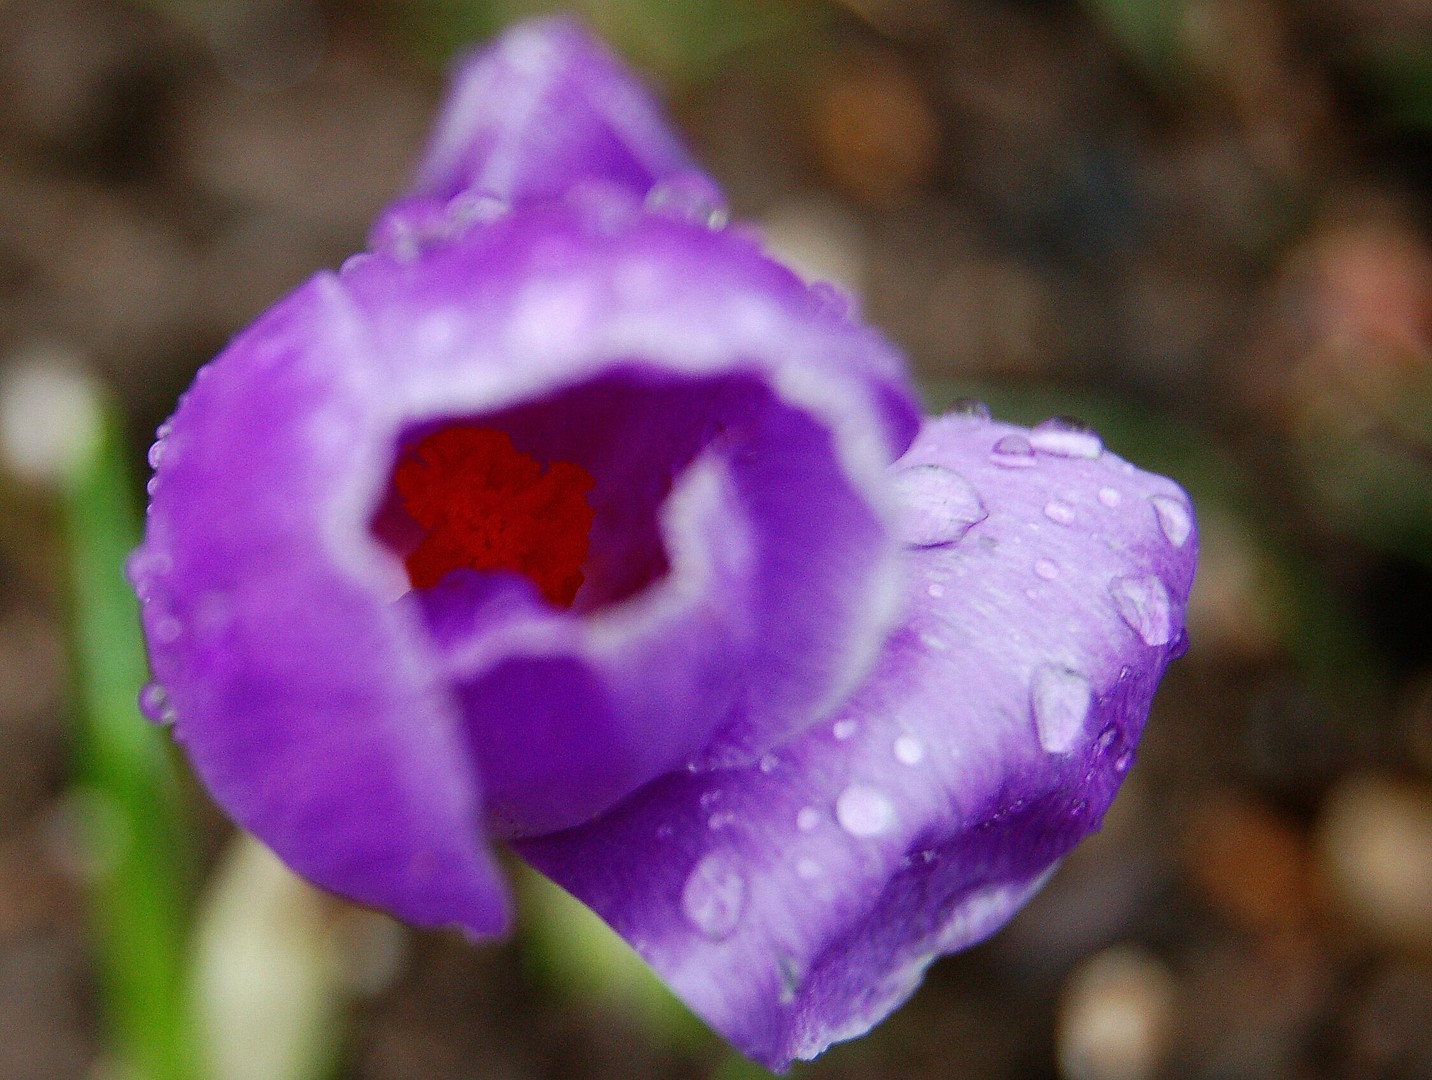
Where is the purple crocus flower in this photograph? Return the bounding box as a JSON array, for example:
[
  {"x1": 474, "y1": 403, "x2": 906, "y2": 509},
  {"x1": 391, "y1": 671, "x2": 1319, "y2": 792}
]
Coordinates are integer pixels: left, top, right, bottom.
[{"x1": 129, "y1": 17, "x2": 1196, "y2": 1071}]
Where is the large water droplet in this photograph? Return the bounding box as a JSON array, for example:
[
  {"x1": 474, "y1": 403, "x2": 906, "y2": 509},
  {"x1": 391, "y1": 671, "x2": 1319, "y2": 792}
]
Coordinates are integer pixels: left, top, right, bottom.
[
  {"x1": 893, "y1": 464, "x2": 987, "y2": 548},
  {"x1": 1098, "y1": 486, "x2": 1121, "y2": 508},
  {"x1": 1151, "y1": 496, "x2": 1192, "y2": 547},
  {"x1": 147, "y1": 438, "x2": 166, "y2": 469},
  {"x1": 645, "y1": 174, "x2": 729, "y2": 229},
  {"x1": 1109, "y1": 575, "x2": 1174, "y2": 646},
  {"x1": 836, "y1": 785, "x2": 896, "y2": 837},
  {"x1": 1029, "y1": 417, "x2": 1103, "y2": 459},
  {"x1": 1030, "y1": 664, "x2": 1093, "y2": 754},
  {"x1": 681, "y1": 850, "x2": 746, "y2": 940},
  {"x1": 990, "y1": 434, "x2": 1037, "y2": 468},
  {"x1": 1043, "y1": 499, "x2": 1075, "y2": 525},
  {"x1": 138, "y1": 682, "x2": 176, "y2": 725}
]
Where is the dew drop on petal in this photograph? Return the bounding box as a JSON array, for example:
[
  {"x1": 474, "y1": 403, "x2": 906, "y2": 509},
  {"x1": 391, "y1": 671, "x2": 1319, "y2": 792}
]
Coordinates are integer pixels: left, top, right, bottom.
[
  {"x1": 833, "y1": 719, "x2": 858, "y2": 740},
  {"x1": 991, "y1": 434, "x2": 1037, "y2": 468},
  {"x1": 1029, "y1": 417, "x2": 1103, "y2": 459},
  {"x1": 154, "y1": 616, "x2": 182, "y2": 644},
  {"x1": 796, "y1": 858, "x2": 822, "y2": 881},
  {"x1": 138, "y1": 682, "x2": 176, "y2": 725},
  {"x1": 645, "y1": 175, "x2": 729, "y2": 229},
  {"x1": 796, "y1": 807, "x2": 821, "y2": 832},
  {"x1": 1098, "y1": 487, "x2": 1121, "y2": 508},
  {"x1": 1031, "y1": 664, "x2": 1093, "y2": 754},
  {"x1": 681, "y1": 850, "x2": 746, "y2": 941},
  {"x1": 1115, "y1": 748, "x2": 1135, "y2": 773},
  {"x1": 147, "y1": 439, "x2": 166, "y2": 469},
  {"x1": 1043, "y1": 500, "x2": 1076, "y2": 525},
  {"x1": 1151, "y1": 496, "x2": 1192, "y2": 547},
  {"x1": 758, "y1": 753, "x2": 779, "y2": 774},
  {"x1": 836, "y1": 785, "x2": 896, "y2": 837},
  {"x1": 1034, "y1": 558, "x2": 1060, "y2": 580},
  {"x1": 809, "y1": 281, "x2": 853, "y2": 319},
  {"x1": 1110, "y1": 574, "x2": 1174, "y2": 646},
  {"x1": 893, "y1": 464, "x2": 988, "y2": 547},
  {"x1": 949, "y1": 398, "x2": 993, "y2": 422},
  {"x1": 777, "y1": 954, "x2": 804, "y2": 1004},
  {"x1": 928, "y1": 581, "x2": 946, "y2": 598},
  {"x1": 894, "y1": 735, "x2": 925, "y2": 765}
]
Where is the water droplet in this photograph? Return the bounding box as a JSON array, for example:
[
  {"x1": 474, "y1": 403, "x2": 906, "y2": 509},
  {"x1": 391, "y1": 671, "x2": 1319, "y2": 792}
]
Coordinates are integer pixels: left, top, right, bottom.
[
  {"x1": 949, "y1": 398, "x2": 993, "y2": 422},
  {"x1": 153, "y1": 616, "x2": 182, "y2": 644},
  {"x1": 707, "y1": 810, "x2": 736, "y2": 831},
  {"x1": 1029, "y1": 417, "x2": 1102, "y2": 459},
  {"x1": 832, "y1": 719, "x2": 857, "y2": 740},
  {"x1": 919, "y1": 632, "x2": 948, "y2": 652},
  {"x1": 796, "y1": 857, "x2": 822, "y2": 881},
  {"x1": 645, "y1": 174, "x2": 729, "y2": 229},
  {"x1": 796, "y1": 807, "x2": 820, "y2": 832},
  {"x1": 1115, "y1": 748, "x2": 1135, "y2": 772},
  {"x1": 1034, "y1": 558, "x2": 1060, "y2": 580},
  {"x1": 146, "y1": 476, "x2": 159, "y2": 496},
  {"x1": 1098, "y1": 487, "x2": 1121, "y2": 508},
  {"x1": 1031, "y1": 664, "x2": 1092, "y2": 754},
  {"x1": 836, "y1": 785, "x2": 896, "y2": 837},
  {"x1": 758, "y1": 753, "x2": 779, "y2": 774},
  {"x1": 1151, "y1": 496, "x2": 1192, "y2": 547},
  {"x1": 1043, "y1": 499, "x2": 1075, "y2": 525},
  {"x1": 809, "y1": 281, "x2": 853, "y2": 319},
  {"x1": 928, "y1": 582, "x2": 946, "y2": 598},
  {"x1": 681, "y1": 851, "x2": 746, "y2": 940},
  {"x1": 894, "y1": 735, "x2": 925, "y2": 765},
  {"x1": 990, "y1": 434, "x2": 1037, "y2": 468},
  {"x1": 893, "y1": 464, "x2": 988, "y2": 547},
  {"x1": 656, "y1": 824, "x2": 674, "y2": 840},
  {"x1": 146, "y1": 439, "x2": 166, "y2": 469},
  {"x1": 777, "y1": 954, "x2": 803, "y2": 1004},
  {"x1": 1095, "y1": 726, "x2": 1118, "y2": 753},
  {"x1": 1110, "y1": 575, "x2": 1174, "y2": 646},
  {"x1": 699, "y1": 790, "x2": 722, "y2": 811},
  {"x1": 340, "y1": 252, "x2": 372, "y2": 276},
  {"x1": 138, "y1": 682, "x2": 175, "y2": 725},
  {"x1": 1066, "y1": 798, "x2": 1089, "y2": 821}
]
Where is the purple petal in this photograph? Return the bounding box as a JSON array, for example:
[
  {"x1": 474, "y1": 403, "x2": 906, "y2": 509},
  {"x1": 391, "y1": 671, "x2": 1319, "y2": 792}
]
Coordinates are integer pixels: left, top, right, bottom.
[
  {"x1": 134, "y1": 193, "x2": 921, "y2": 925},
  {"x1": 411, "y1": 16, "x2": 705, "y2": 211},
  {"x1": 519, "y1": 411, "x2": 1196, "y2": 1069}
]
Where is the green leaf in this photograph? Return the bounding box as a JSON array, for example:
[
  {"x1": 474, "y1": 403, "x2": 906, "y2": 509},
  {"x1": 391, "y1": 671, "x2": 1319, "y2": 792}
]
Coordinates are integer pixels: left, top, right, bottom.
[{"x1": 59, "y1": 392, "x2": 198, "y2": 1080}]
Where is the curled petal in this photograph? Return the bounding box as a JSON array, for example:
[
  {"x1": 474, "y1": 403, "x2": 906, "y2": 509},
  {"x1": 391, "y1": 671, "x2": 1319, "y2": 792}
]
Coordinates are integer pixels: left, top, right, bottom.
[
  {"x1": 519, "y1": 412, "x2": 1196, "y2": 1069},
  {"x1": 133, "y1": 193, "x2": 920, "y2": 930},
  {"x1": 394, "y1": 17, "x2": 706, "y2": 219}
]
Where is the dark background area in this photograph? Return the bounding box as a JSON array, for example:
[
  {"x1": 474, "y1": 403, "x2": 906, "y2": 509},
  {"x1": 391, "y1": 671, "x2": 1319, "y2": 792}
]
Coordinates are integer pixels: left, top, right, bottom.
[{"x1": 1, "y1": 1, "x2": 1430, "y2": 1078}]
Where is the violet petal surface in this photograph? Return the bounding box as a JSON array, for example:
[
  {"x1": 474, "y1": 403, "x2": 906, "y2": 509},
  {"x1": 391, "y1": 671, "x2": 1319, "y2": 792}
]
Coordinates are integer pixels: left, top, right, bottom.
[{"x1": 519, "y1": 412, "x2": 1197, "y2": 1069}]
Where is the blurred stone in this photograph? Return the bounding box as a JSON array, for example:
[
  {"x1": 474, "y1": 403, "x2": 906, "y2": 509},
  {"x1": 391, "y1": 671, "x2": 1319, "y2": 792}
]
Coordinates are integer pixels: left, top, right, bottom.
[
  {"x1": 1181, "y1": 789, "x2": 1315, "y2": 931},
  {"x1": 1057, "y1": 945, "x2": 1177, "y2": 1080},
  {"x1": 1317, "y1": 773, "x2": 1432, "y2": 952},
  {"x1": 811, "y1": 49, "x2": 938, "y2": 205}
]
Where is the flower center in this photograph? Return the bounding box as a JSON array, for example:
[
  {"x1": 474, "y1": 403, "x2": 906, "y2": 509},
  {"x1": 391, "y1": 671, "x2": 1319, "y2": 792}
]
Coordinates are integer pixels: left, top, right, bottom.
[{"x1": 391, "y1": 424, "x2": 596, "y2": 607}]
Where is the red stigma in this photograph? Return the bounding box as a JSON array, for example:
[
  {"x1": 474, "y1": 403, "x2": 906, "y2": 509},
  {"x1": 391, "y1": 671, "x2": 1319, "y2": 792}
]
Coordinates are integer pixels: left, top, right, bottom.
[{"x1": 392, "y1": 425, "x2": 596, "y2": 607}]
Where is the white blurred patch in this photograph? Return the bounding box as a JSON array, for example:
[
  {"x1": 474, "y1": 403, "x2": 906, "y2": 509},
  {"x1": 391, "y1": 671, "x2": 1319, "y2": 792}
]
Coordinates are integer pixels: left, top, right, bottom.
[{"x1": 0, "y1": 346, "x2": 101, "y2": 486}]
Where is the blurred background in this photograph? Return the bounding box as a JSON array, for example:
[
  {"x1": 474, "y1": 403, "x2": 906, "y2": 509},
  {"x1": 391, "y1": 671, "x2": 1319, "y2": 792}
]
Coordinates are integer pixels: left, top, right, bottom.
[{"x1": 1, "y1": 1, "x2": 1430, "y2": 1078}]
